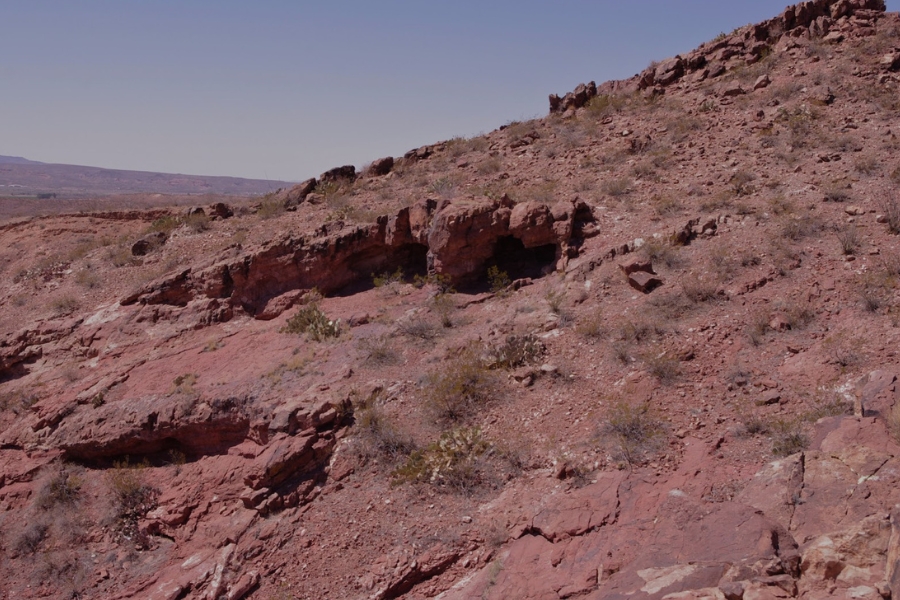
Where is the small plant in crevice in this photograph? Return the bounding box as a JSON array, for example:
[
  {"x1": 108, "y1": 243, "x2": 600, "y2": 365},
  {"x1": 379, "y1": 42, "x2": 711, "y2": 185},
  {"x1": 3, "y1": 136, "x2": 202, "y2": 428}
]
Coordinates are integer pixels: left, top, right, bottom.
[{"x1": 599, "y1": 401, "x2": 667, "y2": 468}]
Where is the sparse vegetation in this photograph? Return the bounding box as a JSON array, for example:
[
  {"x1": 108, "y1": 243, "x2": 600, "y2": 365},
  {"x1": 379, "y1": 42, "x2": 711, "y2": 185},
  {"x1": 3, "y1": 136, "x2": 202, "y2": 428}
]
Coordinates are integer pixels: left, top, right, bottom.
[
  {"x1": 282, "y1": 297, "x2": 342, "y2": 341},
  {"x1": 836, "y1": 225, "x2": 861, "y2": 255},
  {"x1": 422, "y1": 349, "x2": 497, "y2": 423},
  {"x1": 359, "y1": 334, "x2": 401, "y2": 366},
  {"x1": 487, "y1": 265, "x2": 511, "y2": 293},
  {"x1": 107, "y1": 459, "x2": 159, "y2": 549},
  {"x1": 354, "y1": 396, "x2": 417, "y2": 463},
  {"x1": 486, "y1": 334, "x2": 545, "y2": 370},
  {"x1": 392, "y1": 427, "x2": 491, "y2": 494},
  {"x1": 600, "y1": 401, "x2": 667, "y2": 467},
  {"x1": 770, "y1": 419, "x2": 808, "y2": 457}
]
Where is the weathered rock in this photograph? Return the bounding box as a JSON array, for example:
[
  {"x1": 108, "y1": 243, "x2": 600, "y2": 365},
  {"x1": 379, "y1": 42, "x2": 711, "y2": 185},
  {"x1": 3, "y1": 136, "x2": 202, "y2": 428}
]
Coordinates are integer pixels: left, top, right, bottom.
[
  {"x1": 207, "y1": 202, "x2": 234, "y2": 219},
  {"x1": 619, "y1": 257, "x2": 656, "y2": 276},
  {"x1": 319, "y1": 165, "x2": 356, "y2": 183},
  {"x1": 132, "y1": 231, "x2": 168, "y2": 256},
  {"x1": 368, "y1": 156, "x2": 394, "y2": 176},
  {"x1": 753, "y1": 75, "x2": 771, "y2": 90},
  {"x1": 628, "y1": 271, "x2": 663, "y2": 293},
  {"x1": 280, "y1": 178, "x2": 318, "y2": 209}
]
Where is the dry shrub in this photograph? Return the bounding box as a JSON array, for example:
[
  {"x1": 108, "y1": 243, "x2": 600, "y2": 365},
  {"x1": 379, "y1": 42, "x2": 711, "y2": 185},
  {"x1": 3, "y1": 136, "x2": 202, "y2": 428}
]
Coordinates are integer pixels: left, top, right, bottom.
[
  {"x1": 888, "y1": 403, "x2": 900, "y2": 444},
  {"x1": 822, "y1": 186, "x2": 850, "y2": 203},
  {"x1": 858, "y1": 270, "x2": 895, "y2": 313},
  {"x1": 49, "y1": 295, "x2": 80, "y2": 315},
  {"x1": 423, "y1": 349, "x2": 497, "y2": 423},
  {"x1": 746, "y1": 308, "x2": 772, "y2": 346},
  {"x1": 880, "y1": 195, "x2": 900, "y2": 235},
  {"x1": 642, "y1": 351, "x2": 681, "y2": 385},
  {"x1": 730, "y1": 170, "x2": 757, "y2": 196},
  {"x1": 836, "y1": 226, "x2": 861, "y2": 255},
  {"x1": 780, "y1": 299, "x2": 815, "y2": 330},
  {"x1": 107, "y1": 459, "x2": 159, "y2": 549},
  {"x1": 601, "y1": 177, "x2": 632, "y2": 197},
  {"x1": 770, "y1": 419, "x2": 808, "y2": 457},
  {"x1": 642, "y1": 238, "x2": 686, "y2": 269},
  {"x1": 600, "y1": 401, "x2": 667, "y2": 467},
  {"x1": 74, "y1": 268, "x2": 100, "y2": 289},
  {"x1": 823, "y1": 333, "x2": 864, "y2": 368},
  {"x1": 36, "y1": 464, "x2": 83, "y2": 511},
  {"x1": 576, "y1": 308, "x2": 605, "y2": 338},
  {"x1": 486, "y1": 334, "x2": 545, "y2": 369},
  {"x1": 616, "y1": 315, "x2": 666, "y2": 344},
  {"x1": 399, "y1": 317, "x2": 441, "y2": 341},
  {"x1": 354, "y1": 399, "x2": 416, "y2": 463},
  {"x1": 647, "y1": 290, "x2": 695, "y2": 321},
  {"x1": 359, "y1": 335, "x2": 401, "y2": 367},
  {"x1": 681, "y1": 274, "x2": 719, "y2": 303}
]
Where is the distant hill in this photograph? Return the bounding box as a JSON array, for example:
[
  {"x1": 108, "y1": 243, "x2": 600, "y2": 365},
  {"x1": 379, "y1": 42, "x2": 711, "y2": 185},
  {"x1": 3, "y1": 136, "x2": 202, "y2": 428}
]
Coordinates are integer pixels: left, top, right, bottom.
[
  {"x1": 0, "y1": 155, "x2": 44, "y2": 165},
  {"x1": 0, "y1": 158, "x2": 293, "y2": 197}
]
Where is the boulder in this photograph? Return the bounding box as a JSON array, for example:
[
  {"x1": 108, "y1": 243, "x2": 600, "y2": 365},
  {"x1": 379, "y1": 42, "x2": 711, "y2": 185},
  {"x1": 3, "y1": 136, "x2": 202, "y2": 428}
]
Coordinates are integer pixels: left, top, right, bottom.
[
  {"x1": 281, "y1": 178, "x2": 317, "y2": 208},
  {"x1": 319, "y1": 165, "x2": 356, "y2": 183},
  {"x1": 628, "y1": 271, "x2": 663, "y2": 293},
  {"x1": 207, "y1": 202, "x2": 234, "y2": 219},
  {"x1": 368, "y1": 156, "x2": 394, "y2": 176},
  {"x1": 132, "y1": 232, "x2": 168, "y2": 256}
]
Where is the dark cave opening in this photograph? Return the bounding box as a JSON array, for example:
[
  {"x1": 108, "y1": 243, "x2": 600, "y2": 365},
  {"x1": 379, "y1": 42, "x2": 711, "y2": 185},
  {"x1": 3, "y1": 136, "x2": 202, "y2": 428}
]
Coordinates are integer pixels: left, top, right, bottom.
[
  {"x1": 488, "y1": 236, "x2": 558, "y2": 282},
  {"x1": 333, "y1": 242, "x2": 430, "y2": 296}
]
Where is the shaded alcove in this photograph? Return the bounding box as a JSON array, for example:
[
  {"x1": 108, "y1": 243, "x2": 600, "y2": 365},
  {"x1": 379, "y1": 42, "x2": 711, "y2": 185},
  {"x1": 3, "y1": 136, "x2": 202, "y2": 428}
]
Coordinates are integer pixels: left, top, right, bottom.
[
  {"x1": 332, "y1": 242, "x2": 429, "y2": 297},
  {"x1": 490, "y1": 236, "x2": 558, "y2": 281}
]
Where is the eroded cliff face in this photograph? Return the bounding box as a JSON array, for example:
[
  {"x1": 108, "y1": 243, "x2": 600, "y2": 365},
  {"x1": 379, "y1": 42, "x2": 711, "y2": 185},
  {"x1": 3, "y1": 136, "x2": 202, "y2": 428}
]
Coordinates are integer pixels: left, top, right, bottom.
[{"x1": 118, "y1": 196, "x2": 598, "y2": 321}]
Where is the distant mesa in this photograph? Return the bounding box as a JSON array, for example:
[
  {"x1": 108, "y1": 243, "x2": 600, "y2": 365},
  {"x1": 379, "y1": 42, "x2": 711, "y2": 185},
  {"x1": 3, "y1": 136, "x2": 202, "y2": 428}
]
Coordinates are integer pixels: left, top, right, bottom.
[{"x1": 0, "y1": 155, "x2": 293, "y2": 197}]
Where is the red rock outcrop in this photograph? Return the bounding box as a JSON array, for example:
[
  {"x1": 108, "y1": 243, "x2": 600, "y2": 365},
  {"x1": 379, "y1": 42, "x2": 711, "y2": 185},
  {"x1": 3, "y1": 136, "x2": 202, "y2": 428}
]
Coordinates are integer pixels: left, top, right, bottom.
[{"x1": 120, "y1": 196, "x2": 597, "y2": 319}]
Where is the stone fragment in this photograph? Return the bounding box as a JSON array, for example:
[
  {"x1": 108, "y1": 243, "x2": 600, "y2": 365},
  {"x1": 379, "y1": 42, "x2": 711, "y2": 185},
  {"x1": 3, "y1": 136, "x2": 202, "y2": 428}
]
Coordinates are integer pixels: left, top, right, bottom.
[
  {"x1": 753, "y1": 75, "x2": 771, "y2": 90},
  {"x1": 628, "y1": 271, "x2": 663, "y2": 293},
  {"x1": 722, "y1": 83, "x2": 746, "y2": 97}
]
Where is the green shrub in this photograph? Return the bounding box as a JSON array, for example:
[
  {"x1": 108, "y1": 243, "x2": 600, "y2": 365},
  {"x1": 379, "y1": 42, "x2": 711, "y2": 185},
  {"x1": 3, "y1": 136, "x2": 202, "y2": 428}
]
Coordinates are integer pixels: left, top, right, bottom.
[
  {"x1": 372, "y1": 267, "x2": 404, "y2": 288},
  {"x1": 282, "y1": 301, "x2": 341, "y2": 341},
  {"x1": 487, "y1": 265, "x2": 511, "y2": 293}
]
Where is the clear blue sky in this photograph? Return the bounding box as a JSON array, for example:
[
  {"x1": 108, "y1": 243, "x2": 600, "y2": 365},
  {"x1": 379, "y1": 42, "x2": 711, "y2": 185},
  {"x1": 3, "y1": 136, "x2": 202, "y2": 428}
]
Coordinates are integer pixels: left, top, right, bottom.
[{"x1": 2, "y1": 1, "x2": 895, "y2": 182}]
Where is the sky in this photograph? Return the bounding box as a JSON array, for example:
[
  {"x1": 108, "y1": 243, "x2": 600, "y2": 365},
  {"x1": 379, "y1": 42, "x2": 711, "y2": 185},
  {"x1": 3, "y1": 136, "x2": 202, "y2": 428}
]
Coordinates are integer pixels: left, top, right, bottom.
[{"x1": 2, "y1": 1, "x2": 897, "y2": 182}]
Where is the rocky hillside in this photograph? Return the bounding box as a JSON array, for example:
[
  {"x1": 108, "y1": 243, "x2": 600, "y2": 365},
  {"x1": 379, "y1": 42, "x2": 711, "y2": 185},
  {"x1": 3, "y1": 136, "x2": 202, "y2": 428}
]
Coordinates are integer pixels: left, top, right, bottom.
[{"x1": 2, "y1": 1, "x2": 900, "y2": 599}]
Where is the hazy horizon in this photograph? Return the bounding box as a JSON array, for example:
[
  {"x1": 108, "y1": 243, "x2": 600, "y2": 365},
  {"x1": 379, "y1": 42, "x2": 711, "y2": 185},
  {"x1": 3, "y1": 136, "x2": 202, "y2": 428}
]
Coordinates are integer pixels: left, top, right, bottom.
[{"x1": 4, "y1": 1, "x2": 894, "y2": 182}]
